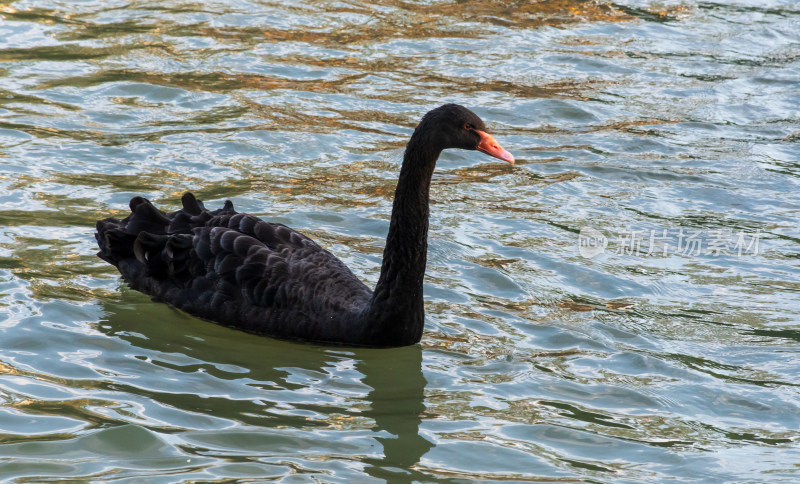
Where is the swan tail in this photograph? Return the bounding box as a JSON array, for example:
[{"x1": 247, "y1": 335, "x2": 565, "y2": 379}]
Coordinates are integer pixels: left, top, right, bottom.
[
  {"x1": 96, "y1": 192, "x2": 233, "y2": 271},
  {"x1": 95, "y1": 218, "x2": 135, "y2": 266},
  {"x1": 96, "y1": 196, "x2": 167, "y2": 267}
]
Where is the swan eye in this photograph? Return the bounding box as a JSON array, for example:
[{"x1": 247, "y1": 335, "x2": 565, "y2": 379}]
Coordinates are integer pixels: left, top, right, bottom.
[{"x1": 464, "y1": 123, "x2": 473, "y2": 130}]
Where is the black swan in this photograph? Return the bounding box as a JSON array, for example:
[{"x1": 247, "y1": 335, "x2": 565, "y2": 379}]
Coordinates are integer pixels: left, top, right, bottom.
[{"x1": 96, "y1": 104, "x2": 514, "y2": 347}]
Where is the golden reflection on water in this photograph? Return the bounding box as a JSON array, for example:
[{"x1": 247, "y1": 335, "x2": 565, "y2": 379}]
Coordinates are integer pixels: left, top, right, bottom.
[{"x1": 0, "y1": 0, "x2": 643, "y2": 47}]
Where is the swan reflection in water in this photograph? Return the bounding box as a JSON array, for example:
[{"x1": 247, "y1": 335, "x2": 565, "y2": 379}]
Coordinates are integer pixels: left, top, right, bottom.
[{"x1": 97, "y1": 294, "x2": 433, "y2": 479}]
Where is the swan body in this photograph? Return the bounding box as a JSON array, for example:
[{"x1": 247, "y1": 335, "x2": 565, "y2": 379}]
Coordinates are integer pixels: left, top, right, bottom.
[{"x1": 96, "y1": 104, "x2": 513, "y2": 347}]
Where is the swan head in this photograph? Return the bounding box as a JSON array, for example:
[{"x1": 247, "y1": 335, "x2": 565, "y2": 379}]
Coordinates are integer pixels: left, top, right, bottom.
[{"x1": 417, "y1": 104, "x2": 515, "y2": 164}]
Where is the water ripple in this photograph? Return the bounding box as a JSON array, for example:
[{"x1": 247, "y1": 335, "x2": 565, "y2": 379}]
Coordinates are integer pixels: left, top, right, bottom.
[{"x1": 0, "y1": 0, "x2": 799, "y2": 481}]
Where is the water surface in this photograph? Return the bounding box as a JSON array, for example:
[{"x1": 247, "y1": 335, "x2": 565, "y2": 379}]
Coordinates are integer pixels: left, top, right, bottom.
[{"x1": 1, "y1": 0, "x2": 799, "y2": 481}]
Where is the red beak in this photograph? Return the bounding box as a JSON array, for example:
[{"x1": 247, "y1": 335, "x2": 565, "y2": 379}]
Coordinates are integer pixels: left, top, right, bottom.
[{"x1": 475, "y1": 130, "x2": 514, "y2": 164}]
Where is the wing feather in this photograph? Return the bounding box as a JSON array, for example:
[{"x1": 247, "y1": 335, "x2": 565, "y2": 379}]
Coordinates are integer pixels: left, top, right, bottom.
[{"x1": 95, "y1": 193, "x2": 372, "y2": 340}]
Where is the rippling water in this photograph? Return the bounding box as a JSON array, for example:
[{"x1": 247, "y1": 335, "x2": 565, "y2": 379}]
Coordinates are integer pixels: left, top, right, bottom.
[{"x1": 1, "y1": 0, "x2": 799, "y2": 481}]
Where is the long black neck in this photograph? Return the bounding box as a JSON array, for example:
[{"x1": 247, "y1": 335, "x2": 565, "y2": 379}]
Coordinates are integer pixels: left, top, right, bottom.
[{"x1": 363, "y1": 129, "x2": 441, "y2": 346}]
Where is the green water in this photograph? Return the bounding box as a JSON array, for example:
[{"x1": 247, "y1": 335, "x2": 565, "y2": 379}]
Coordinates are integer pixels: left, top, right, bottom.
[{"x1": 1, "y1": 0, "x2": 799, "y2": 481}]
